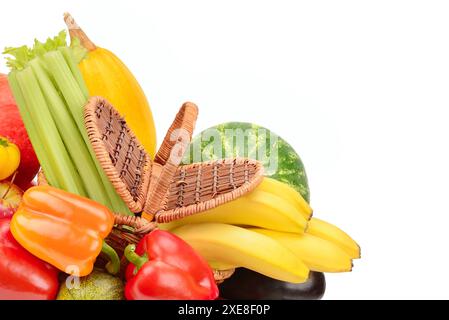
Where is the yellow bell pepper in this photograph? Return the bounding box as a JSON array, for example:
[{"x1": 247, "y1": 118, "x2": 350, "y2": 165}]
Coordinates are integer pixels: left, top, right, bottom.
[{"x1": 0, "y1": 136, "x2": 20, "y2": 180}]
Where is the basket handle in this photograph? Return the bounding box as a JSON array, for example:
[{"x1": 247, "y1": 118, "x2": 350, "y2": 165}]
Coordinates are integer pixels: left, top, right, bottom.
[
  {"x1": 145, "y1": 102, "x2": 199, "y2": 215},
  {"x1": 154, "y1": 102, "x2": 198, "y2": 165}
]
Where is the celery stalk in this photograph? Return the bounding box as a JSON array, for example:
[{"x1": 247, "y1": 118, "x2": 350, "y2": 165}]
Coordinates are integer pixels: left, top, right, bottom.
[
  {"x1": 4, "y1": 31, "x2": 132, "y2": 215},
  {"x1": 7, "y1": 71, "x2": 58, "y2": 186},
  {"x1": 14, "y1": 66, "x2": 85, "y2": 194},
  {"x1": 58, "y1": 47, "x2": 89, "y2": 99},
  {"x1": 43, "y1": 51, "x2": 86, "y2": 124},
  {"x1": 44, "y1": 50, "x2": 132, "y2": 215},
  {"x1": 29, "y1": 58, "x2": 113, "y2": 207}
]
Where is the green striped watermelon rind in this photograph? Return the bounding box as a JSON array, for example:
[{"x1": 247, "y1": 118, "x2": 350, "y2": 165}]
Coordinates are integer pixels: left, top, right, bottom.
[{"x1": 183, "y1": 122, "x2": 310, "y2": 203}]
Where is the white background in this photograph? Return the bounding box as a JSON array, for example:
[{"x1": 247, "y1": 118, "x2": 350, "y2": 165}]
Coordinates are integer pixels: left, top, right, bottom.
[{"x1": 1, "y1": 0, "x2": 448, "y2": 299}]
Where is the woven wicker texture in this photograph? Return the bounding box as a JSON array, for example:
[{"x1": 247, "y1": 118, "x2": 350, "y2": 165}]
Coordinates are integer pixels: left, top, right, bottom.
[
  {"x1": 39, "y1": 96, "x2": 262, "y2": 284},
  {"x1": 157, "y1": 158, "x2": 263, "y2": 223},
  {"x1": 84, "y1": 96, "x2": 264, "y2": 223},
  {"x1": 85, "y1": 97, "x2": 152, "y2": 213}
]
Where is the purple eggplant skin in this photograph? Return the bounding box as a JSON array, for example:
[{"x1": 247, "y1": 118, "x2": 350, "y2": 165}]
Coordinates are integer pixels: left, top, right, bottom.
[{"x1": 219, "y1": 269, "x2": 326, "y2": 300}]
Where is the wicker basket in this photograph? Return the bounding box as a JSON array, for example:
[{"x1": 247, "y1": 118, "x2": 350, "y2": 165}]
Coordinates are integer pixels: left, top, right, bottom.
[
  {"x1": 38, "y1": 170, "x2": 233, "y2": 283},
  {"x1": 39, "y1": 97, "x2": 265, "y2": 283}
]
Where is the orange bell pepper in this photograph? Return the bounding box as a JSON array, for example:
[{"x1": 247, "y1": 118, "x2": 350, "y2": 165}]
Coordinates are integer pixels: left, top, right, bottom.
[{"x1": 10, "y1": 185, "x2": 120, "y2": 277}]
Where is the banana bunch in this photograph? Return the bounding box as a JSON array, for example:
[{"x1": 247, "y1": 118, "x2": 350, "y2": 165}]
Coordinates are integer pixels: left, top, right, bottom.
[{"x1": 162, "y1": 177, "x2": 360, "y2": 283}]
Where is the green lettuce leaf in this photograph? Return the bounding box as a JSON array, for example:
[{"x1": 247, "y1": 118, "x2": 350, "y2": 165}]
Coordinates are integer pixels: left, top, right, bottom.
[{"x1": 3, "y1": 30, "x2": 87, "y2": 71}]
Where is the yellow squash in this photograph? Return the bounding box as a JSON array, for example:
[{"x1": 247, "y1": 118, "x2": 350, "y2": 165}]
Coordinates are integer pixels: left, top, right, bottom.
[{"x1": 64, "y1": 13, "x2": 157, "y2": 157}]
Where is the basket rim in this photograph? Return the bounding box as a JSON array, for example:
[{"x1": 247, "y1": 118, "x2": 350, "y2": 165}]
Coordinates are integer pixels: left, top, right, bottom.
[
  {"x1": 84, "y1": 96, "x2": 152, "y2": 213},
  {"x1": 155, "y1": 157, "x2": 264, "y2": 223}
]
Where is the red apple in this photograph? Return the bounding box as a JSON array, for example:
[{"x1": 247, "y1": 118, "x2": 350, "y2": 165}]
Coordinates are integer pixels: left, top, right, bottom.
[
  {"x1": 0, "y1": 181, "x2": 23, "y2": 219},
  {"x1": 18, "y1": 180, "x2": 36, "y2": 192},
  {"x1": 0, "y1": 73, "x2": 15, "y2": 106}
]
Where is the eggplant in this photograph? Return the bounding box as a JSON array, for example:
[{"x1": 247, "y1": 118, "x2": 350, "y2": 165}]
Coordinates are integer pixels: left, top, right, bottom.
[{"x1": 219, "y1": 269, "x2": 325, "y2": 300}]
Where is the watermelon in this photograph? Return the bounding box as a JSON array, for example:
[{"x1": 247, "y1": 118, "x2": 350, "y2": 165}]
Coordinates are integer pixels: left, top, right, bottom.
[{"x1": 184, "y1": 122, "x2": 310, "y2": 203}]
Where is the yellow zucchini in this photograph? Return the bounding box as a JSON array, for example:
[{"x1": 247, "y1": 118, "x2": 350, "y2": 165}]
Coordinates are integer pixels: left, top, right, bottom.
[{"x1": 64, "y1": 13, "x2": 157, "y2": 158}]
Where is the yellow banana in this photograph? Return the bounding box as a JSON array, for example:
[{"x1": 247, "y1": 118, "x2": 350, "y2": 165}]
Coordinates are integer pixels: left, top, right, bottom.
[
  {"x1": 307, "y1": 218, "x2": 361, "y2": 259},
  {"x1": 207, "y1": 260, "x2": 237, "y2": 271},
  {"x1": 170, "y1": 223, "x2": 310, "y2": 283},
  {"x1": 257, "y1": 178, "x2": 313, "y2": 220},
  {"x1": 160, "y1": 189, "x2": 308, "y2": 233},
  {"x1": 250, "y1": 228, "x2": 353, "y2": 273}
]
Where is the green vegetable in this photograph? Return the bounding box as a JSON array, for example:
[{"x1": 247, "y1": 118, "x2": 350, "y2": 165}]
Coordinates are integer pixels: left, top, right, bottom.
[
  {"x1": 57, "y1": 270, "x2": 124, "y2": 300},
  {"x1": 184, "y1": 122, "x2": 310, "y2": 203},
  {"x1": 14, "y1": 66, "x2": 83, "y2": 193},
  {"x1": 3, "y1": 31, "x2": 131, "y2": 215}
]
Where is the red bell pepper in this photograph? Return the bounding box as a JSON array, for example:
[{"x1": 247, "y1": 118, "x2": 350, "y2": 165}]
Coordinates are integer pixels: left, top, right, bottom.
[
  {"x1": 124, "y1": 230, "x2": 219, "y2": 300},
  {"x1": 0, "y1": 217, "x2": 59, "y2": 300}
]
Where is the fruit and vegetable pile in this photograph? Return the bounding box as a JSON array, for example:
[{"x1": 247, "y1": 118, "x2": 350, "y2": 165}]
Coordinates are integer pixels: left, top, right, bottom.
[{"x1": 0, "y1": 13, "x2": 360, "y2": 300}]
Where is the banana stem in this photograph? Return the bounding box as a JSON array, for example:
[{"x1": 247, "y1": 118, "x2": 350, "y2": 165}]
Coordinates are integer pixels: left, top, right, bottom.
[{"x1": 63, "y1": 12, "x2": 97, "y2": 51}]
